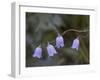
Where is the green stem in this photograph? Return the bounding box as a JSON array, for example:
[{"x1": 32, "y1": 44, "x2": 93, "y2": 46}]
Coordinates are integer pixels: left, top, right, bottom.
[
  {"x1": 62, "y1": 29, "x2": 89, "y2": 36},
  {"x1": 50, "y1": 29, "x2": 89, "y2": 44}
]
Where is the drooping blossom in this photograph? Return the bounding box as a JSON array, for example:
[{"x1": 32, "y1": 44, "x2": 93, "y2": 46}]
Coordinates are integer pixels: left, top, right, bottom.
[
  {"x1": 32, "y1": 45, "x2": 42, "y2": 58},
  {"x1": 56, "y1": 33, "x2": 64, "y2": 48},
  {"x1": 47, "y1": 42, "x2": 57, "y2": 57},
  {"x1": 71, "y1": 37, "x2": 80, "y2": 50}
]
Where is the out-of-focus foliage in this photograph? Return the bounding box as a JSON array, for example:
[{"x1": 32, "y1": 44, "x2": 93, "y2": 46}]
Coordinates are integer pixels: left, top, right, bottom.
[{"x1": 26, "y1": 12, "x2": 89, "y2": 67}]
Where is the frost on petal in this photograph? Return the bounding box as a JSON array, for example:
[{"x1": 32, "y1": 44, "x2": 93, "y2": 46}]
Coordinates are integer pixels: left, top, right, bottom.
[
  {"x1": 32, "y1": 46, "x2": 42, "y2": 58},
  {"x1": 47, "y1": 43, "x2": 57, "y2": 57},
  {"x1": 71, "y1": 37, "x2": 79, "y2": 50},
  {"x1": 56, "y1": 34, "x2": 64, "y2": 48}
]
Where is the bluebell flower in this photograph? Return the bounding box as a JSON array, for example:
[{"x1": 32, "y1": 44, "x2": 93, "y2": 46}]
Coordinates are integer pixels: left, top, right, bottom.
[
  {"x1": 56, "y1": 34, "x2": 64, "y2": 48},
  {"x1": 32, "y1": 45, "x2": 42, "y2": 58},
  {"x1": 47, "y1": 42, "x2": 57, "y2": 57},
  {"x1": 71, "y1": 37, "x2": 79, "y2": 50}
]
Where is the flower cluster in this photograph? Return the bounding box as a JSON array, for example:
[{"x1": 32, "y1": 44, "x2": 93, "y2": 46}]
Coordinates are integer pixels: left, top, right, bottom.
[{"x1": 32, "y1": 34, "x2": 80, "y2": 58}]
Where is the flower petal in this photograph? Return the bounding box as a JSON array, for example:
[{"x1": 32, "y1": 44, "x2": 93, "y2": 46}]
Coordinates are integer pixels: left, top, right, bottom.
[
  {"x1": 56, "y1": 34, "x2": 64, "y2": 48},
  {"x1": 71, "y1": 37, "x2": 79, "y2": 50},
  {"x1": 32, "y1": 46, "x2": 42, "y2": 58},
  {"x1": 47, "y1": 43, "x2": 57, "y2": 57}
]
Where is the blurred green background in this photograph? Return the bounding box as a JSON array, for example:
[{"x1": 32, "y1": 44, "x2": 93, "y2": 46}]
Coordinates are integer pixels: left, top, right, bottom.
[{"x1": 26, "y1": 12, "x2": 89, "y2": 67}]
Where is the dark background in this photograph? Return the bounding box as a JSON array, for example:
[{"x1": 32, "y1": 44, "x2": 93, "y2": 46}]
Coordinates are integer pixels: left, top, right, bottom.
[{"x1": 26, "y1": 12, "x2": 89, "y2": 67}]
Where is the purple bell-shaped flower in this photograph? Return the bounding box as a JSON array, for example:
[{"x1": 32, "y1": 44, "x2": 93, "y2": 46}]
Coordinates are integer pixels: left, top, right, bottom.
[
  {"x1": 32, "y1": 45, "x2": 42, "y2": 58},
  {"x1": 47, "y1": 42, "x2": 57, "y2": 57},
  {"x1": 71, "y1": 37, "x2": 80, "y2": 50},
  {"x1": 56, "y1": 33, "x2": 64, "y2": 48}
]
